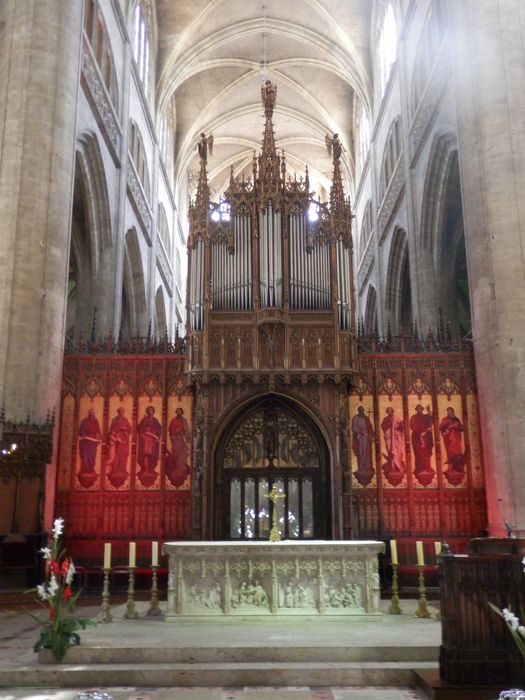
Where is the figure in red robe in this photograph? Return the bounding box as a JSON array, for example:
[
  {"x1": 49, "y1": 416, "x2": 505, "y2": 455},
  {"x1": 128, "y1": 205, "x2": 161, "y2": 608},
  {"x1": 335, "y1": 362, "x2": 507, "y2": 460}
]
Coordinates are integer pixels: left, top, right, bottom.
[
  {"x1": 137, "y1": 405, "x2": 162, "y2": 487},
  {"x1": 410, "y1": 404, "x2": 434, "y2": 486},
  {"x1": 440, "y1": 406, "x2": 466, "y2": 485},
  {"x1": 381, "y1": 407, "x2": 405, "y2": 486},
  {"x1": 166, "y1": 407, "x2": 191, "y2": 487},
  {"x1": 351, "y1": 405, "x2": 375, "y2": 486},
  {"x1": 105, "y1": 407, "x2": 132, "y2": 488},
  {"x1": 77, "y1": 408, "x2": 101, "y2": 488}
]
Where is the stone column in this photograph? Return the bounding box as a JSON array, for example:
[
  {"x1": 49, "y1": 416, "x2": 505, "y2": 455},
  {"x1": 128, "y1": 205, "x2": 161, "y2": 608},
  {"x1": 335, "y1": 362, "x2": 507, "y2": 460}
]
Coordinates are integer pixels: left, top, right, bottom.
[
  {"x1": 450, "y1": 0, "x2": 525, "y2": 535},
  {"x1": 0, "y1": 1, "x2": 82, "y2": 418},
  {"x1": 0, "y1": 1, "x2": 83, "y2": 530}
]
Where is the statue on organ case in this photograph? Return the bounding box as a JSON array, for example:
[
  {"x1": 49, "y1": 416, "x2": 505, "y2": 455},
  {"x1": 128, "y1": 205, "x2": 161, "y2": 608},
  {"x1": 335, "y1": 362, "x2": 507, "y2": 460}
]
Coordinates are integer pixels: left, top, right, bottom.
[
  {"x1": 261, "y1": 79, "x2": 277, "y2": 117},
  {"x1": 325, "y1": 133, "x2": 343, "y2": 163},
  {"x1": 197, "y1": 132, "x2": 213, "y2": 163}
]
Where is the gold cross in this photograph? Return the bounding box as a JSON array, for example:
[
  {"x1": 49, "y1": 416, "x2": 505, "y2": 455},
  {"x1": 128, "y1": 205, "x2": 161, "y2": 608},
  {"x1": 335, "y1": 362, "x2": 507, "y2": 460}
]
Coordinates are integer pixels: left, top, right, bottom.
[{"x1": 268, "y1": 484, "x2": 285, "y2": 542}]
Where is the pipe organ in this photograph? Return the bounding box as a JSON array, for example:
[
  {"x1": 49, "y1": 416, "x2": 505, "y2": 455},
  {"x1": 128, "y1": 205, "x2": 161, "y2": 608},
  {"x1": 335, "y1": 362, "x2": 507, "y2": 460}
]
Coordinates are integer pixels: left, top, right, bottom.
[
  {"x1": 186, "y1": 83, "x2": 358, "y2": 540},
  {"x1": 187, "y1": 83, "x2": 356, "y2": 376}
]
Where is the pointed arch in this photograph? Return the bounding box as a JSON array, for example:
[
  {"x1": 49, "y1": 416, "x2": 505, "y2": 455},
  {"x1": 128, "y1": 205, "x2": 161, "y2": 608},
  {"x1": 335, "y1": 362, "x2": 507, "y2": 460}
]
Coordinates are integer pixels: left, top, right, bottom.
[
  {"x1": 378, "y1": 117, "x2": 402, "y2": 203},
  {"x1": 121, "y1": 228, "x2": 147, "y2": 337},
  {"x1": 420, "y1": 134, "x2": 470, "y2": 335},
  {"x1": 75, "y1": 131, "x2": 113, "y2": 272},
  {"x1": 154, "y1": 286, "x2": 167, "y2": 338},
  {"x1": 420, "y1": 132, "x2": 458, "y2": 262},
  {"x1": 67, "y1": 132, "x2": 112, "y2": 340},
  {"x1": 364, "y1": 286, "x2": 377, "y2": 336},
  {"x1": 385, "y1": 228, "x2": 412, "y2": 333},
  {"x1": 212, "y1": 392, "x2": 332, "y2": 540},
  {"x1": 157, "y1": 203, "x2": 171, "y2": 257}
]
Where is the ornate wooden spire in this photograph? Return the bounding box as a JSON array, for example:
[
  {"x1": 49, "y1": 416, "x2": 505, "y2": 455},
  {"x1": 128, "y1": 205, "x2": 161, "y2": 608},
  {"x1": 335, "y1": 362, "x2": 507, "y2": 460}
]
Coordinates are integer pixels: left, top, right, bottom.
[
  {"x1": 325, "y1": 133, "x2": 351, "y2": 242},
  {"x1": 188, "y1": 132, "x2": 213, "y2": 243},
  {"x1": 257, "y1": 80, "x2": 282, "y2": 208}
]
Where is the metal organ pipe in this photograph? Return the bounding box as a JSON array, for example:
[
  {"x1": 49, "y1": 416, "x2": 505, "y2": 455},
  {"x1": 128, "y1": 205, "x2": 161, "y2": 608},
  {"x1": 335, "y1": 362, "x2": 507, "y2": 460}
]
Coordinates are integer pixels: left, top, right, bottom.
[
  {"x1": 190, "y1": 239, "x2": 204, "y2": 331},
  {"x1": 289, "y1": 213, "x2": 331, "y2": 311},
  {"x1": 336, "y1": 239, "x2": 351, "y2": 330},
  {"x1": 259, "y1": 209, "x2": 266, "y2": 306},
  {"x1": 210, "y1": 215, "x2": 253, "y2": 311},
  {"x1": 274, "y1": 207, "x2": 282, "y2": 307}
]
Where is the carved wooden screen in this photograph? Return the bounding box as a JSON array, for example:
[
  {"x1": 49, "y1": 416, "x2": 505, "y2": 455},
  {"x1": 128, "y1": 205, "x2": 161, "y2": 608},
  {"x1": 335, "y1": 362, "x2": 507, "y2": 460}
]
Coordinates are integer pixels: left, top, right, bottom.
[{"x1": 218, "y1": 400, "x2": 329, "y2": 540}]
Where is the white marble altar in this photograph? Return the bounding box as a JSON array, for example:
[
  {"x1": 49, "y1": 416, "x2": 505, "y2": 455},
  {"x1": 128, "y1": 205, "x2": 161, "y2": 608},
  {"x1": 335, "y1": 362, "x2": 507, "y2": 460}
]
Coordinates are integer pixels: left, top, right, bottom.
[{"x1": 163, "y1": 540, "x2": 385, "y2": 619}]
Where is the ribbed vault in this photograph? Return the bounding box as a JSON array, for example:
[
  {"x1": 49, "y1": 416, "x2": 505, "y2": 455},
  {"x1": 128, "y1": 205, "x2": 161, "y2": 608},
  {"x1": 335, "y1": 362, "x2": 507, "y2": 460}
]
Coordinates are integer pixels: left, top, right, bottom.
[{"x1": 155, "y1": 0, "x2": 373, "y2": 213}]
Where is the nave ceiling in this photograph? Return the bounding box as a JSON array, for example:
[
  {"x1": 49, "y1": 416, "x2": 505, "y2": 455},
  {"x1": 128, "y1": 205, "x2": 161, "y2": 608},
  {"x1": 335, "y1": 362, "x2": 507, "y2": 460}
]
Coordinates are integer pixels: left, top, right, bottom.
[{"x1": 154, "y1": 0, "x2": 374, "y2": 212}]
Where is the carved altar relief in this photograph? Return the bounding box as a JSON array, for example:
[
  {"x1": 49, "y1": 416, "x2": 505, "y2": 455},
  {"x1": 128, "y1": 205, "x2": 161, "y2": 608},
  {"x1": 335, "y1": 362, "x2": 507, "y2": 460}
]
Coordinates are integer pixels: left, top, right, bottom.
[{"x1": 164, "y1": 541, "x2": 384, "y2": 619}]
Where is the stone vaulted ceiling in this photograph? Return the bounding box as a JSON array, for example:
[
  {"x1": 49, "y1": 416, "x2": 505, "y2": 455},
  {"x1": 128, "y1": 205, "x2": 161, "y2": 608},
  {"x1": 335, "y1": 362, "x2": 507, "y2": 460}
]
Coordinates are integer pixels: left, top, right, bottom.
[{"x1": 155, "y1": 0, "x2": 373, "y2": 216}]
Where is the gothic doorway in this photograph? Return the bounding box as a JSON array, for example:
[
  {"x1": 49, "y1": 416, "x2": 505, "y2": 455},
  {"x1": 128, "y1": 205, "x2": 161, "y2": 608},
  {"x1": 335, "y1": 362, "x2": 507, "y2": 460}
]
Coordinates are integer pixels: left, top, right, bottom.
[{"x1": 215, "y1": 397, "x2": 331, "y2": 540}]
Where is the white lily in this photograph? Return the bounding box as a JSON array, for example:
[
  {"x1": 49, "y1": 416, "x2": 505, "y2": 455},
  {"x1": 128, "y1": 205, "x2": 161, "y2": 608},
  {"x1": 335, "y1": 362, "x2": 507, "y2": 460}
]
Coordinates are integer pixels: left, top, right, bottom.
[
  {"x1": 65, "y1": 561, "x2": 75, "y2": 586},
  {"x1": 503, "y1": 608, "x2": 520, "y2": 631},
  {"x1": 36, "y1": 584, "x2": 49, "y2": 601},
  {"x1": 48, "y1": 575, "x2": 59, "y2": 597},
  {"x1": 52, "y1": 517, "x2": 64, "y2": 539},
  {"x1": 39, "y1": 547, "x2": 52, "y2": 560}
]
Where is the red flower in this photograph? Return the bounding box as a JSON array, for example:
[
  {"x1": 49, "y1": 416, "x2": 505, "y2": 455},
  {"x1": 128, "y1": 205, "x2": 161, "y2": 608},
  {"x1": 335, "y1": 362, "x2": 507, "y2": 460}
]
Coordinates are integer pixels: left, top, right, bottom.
[
  {"x1": 49, "y1": 607, "x2": 56, "y2": 621},
  {"x1": 50, "y1": 560, "x2": 60, "y2": 576},
  {"x1": 62, "y1": 587, "x2": 73, "y2": 601},
  {"x1": 60, "y1": 559, "x2": 70, "y2": 576}
]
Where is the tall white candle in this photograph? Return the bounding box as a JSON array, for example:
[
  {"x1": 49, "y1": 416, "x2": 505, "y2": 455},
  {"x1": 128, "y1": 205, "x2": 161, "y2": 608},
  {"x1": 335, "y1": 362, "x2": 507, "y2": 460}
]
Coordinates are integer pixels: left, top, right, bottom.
[
  {"x1": 129, "y1": 541, "x2": 136, "y2": 568},
  {"x1": 390, "y1": 539, "x2": 398, "y2": 565},
  {"x1": 103, "y1": 542, "x2": 111, "y2": 569},
  {"x1": 152, "y1": 541, "x2": 159, "y2": 567},
  {"x1": 416, "y1": 540, "x2": 425, "y2": 566},
  {"x1": 434, "y1": 541, "x2": 442, "y2": 557}
]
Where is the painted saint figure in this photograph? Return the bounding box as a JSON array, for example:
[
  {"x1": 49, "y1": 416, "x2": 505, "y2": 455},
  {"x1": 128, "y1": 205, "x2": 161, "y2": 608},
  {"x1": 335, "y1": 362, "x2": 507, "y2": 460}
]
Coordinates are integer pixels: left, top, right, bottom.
[
  {"x1": 410, "y1": 404, "x2": 434, "y2": 486},
  {"x1": 77, "y1": 408, "x2": 102, "y2": 488},
  {"x1": 166, "y1": 407, "x2": 191, "y2": 487},
  {"x1": 381, "y1": 407, "x2": 405, "y2": 486},
  {"x1": 105, "y1": 406, "x2": 132, "y2": 489},
  {"x1": 440, "y1": 406, "x2": 466, "y2": 485},
  {"x1": 351, "y1": 405, "x2": 375, "y2": 486},
  {"x1": 137, "y1": 405, "x2": 162, "y2": 487}
]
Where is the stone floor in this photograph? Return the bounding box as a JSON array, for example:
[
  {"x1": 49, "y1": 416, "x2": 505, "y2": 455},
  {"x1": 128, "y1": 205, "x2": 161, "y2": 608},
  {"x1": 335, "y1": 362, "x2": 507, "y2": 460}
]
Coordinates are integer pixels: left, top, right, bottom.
[
  {"x1": 0, "y1": 689, "x2": 424, "y2": 700},
  {"x1": 0, "y1": 597, "x2": 439, "y2": 699}
]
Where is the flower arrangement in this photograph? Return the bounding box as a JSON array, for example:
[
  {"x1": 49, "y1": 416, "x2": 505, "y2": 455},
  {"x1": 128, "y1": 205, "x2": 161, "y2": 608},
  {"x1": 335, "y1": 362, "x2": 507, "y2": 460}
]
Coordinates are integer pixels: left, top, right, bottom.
[
  {"x1": 489, "y1": 603, "x2": 525, "y2": 658},
  {"x1": 26, "y1": 517, "x2": 94, "y2": 661},
  {"x1": 489, "y1": 555, "x2": 525, "y2": 660}
]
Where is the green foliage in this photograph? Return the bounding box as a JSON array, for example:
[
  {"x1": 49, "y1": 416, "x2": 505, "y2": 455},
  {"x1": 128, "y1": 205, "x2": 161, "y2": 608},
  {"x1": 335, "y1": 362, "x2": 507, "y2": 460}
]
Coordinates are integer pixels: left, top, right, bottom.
[{"x1": 32, "y1": 617, "x2": 94, "y2": 661}]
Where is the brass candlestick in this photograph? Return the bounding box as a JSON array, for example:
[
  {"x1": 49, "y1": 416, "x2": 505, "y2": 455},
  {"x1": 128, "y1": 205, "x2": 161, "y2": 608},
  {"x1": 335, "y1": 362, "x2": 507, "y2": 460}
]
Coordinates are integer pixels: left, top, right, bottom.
[
  {"x1": 388, "y1": 562, "x2": 403, "y2": 614},
  {"x1": 414, "y1": 565, "x2": 431, "y2": 618},
  {"x1": 147, "y1": 565, "x2": 162, "y2": 616},
  {"x1": 98, "y1": 567, "x2": 113, "y2": 623},
  {"x1": 124, "y1": 567, "x2": 139, "y2": 619},
  {"x1": 268, "y1": 484, "x2": 285, "y2": 542}
]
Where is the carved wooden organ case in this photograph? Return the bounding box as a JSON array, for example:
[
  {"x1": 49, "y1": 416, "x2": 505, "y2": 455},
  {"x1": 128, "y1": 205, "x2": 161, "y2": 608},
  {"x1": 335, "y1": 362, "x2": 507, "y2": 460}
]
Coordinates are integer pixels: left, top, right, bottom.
[{"x1": 186, "y1": 85, "x2": 357, "y2": 540}]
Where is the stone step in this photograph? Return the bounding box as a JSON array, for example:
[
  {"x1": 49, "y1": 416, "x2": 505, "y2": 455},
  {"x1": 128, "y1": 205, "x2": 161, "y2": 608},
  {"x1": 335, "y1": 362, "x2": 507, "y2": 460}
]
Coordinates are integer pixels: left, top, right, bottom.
[
  {"x1": 38, "y1": 644, "x2": 438, "y2": 665},
  {"x1": 0, "y1": 660, "x2": 439, "y2": 689}
]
